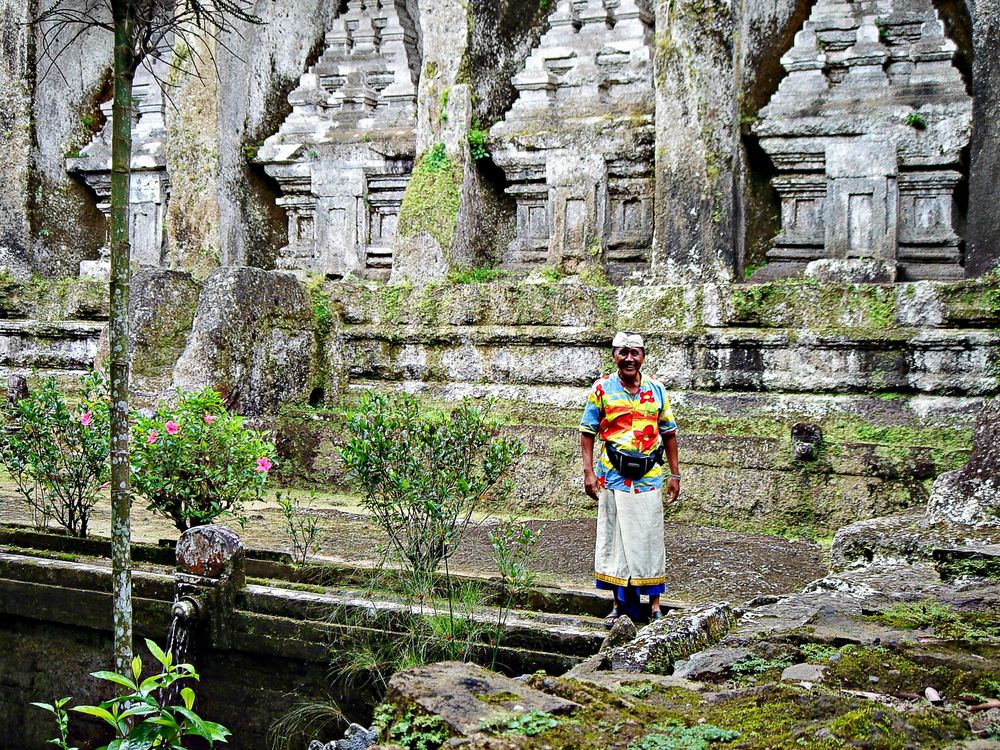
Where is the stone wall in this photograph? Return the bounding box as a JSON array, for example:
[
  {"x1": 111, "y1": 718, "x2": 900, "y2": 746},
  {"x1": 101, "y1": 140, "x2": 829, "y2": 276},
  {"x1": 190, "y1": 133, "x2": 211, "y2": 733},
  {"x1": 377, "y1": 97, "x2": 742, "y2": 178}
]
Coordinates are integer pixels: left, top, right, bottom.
[{"x1": 0, "y1": 272, "x2": 994, "y2": 531}]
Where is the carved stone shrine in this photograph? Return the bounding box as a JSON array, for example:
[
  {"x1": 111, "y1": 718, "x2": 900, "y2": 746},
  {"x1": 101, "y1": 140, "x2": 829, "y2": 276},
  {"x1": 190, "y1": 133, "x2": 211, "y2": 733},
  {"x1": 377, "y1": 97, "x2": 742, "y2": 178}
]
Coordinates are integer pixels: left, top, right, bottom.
[
  {"x1": 256, "y1": 0, "x2": 420, "y2": 279},
  {"x1": 753, "y1": 0, "x2": 973, "y2": 281},
  {"x1": 67, "y1": 59, "x2": 170, "y2": 277},
  {"x1": 489, "y1": 0, "x2": 655, "y2": 281}
]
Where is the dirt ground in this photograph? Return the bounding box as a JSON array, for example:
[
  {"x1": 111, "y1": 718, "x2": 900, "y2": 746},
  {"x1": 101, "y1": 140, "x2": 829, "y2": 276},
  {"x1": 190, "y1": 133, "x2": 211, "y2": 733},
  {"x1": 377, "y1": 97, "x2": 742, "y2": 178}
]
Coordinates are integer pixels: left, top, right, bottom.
[{"x1": 0, "y1": 484, "x2": 829, "y2": 606}]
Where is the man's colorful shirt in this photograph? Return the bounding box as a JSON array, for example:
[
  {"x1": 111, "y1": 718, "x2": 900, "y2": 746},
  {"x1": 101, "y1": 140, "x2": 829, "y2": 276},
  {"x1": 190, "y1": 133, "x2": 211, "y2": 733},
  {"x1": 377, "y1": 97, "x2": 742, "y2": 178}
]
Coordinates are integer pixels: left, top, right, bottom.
[{"x1": 579, "y1": 373, "x2": 677, "y2": 492}]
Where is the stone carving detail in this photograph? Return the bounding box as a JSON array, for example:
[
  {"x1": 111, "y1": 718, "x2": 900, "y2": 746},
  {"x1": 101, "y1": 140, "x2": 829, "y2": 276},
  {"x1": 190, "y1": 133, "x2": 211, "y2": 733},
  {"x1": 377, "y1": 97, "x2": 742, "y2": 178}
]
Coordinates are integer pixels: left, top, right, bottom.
[
  {"x1": 490, "y1": 0, "x2": 655, "y2": 280},
  {"x1": 67, "y1": 59, "x2": 170, "y2": 277},
  {"x1": 754, "y1": 0, "x2": 973, "y2": 281},
  {"x1": 256, "y1": 0, "x2": 420, "y2": 279}
]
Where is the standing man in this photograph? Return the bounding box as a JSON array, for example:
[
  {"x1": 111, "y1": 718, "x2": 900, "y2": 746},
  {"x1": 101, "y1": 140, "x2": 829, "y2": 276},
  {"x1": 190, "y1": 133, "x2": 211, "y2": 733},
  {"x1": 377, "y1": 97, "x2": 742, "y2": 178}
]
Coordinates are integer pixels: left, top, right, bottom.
[{"x1": 579, "y1": 332, "x2": 680, "y2": 627}]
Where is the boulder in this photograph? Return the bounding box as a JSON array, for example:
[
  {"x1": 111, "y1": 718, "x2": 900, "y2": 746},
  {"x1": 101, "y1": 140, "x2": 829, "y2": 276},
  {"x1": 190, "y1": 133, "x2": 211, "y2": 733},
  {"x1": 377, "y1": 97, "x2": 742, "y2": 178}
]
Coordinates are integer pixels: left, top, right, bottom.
[
  {"x1": 601, "y1": 614, "x2": 638, "y2": 652},
  {"x1": 98, "y1": 268, "x2": 201, "y2": 396},
  {"x1": 606, "y1": 603, "x2": 736, "y2": 675},
  {"x1": 383, "y1": 661, "x2": 579, "y2": 737},
  {"x1": 172, "y1": 267, "x2": 316, "y2": 415},
  {"x1": 780, "y1": 663, "x2": 827, "y2": 684},
  {"x1": 927, "y1": 398, "x2": 1000, "y2": 527},
  {"x1": 673, "y1": 647, "x2": 750, "y2": 680}
]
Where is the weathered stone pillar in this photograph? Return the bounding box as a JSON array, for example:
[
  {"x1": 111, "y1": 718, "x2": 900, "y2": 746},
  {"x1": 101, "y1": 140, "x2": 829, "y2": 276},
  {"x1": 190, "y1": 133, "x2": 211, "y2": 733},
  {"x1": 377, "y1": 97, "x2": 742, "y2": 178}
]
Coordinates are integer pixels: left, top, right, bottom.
[
  {"x1": 392, "y1": 0, "x2": 474, "y2": 283},
  {"x1": 175, "y1": 525, "x2": 246, "y2": 649},
  {"x1": 966, "y1": 0, "x2": 1000, "y2": 277},
  {"x1": 651, "y1": 0, "x2": 739, "y2": 284},
  {"x1": 0, "y1": 0, "x2": 33, "y2": 280}
]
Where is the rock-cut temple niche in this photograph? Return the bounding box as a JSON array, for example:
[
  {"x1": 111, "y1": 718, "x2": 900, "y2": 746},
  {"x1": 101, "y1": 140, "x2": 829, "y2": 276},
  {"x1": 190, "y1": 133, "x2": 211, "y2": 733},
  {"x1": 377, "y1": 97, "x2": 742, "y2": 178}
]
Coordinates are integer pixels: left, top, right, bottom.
[
  {"x1": 67, "y1": 58, "x2": 170, "y2": 277},
  {"x1": 256, "y1": 0, "x2": 420, "y2": 279},
  {"x1": 489, "y1": 0, "x2": 654, "y2": 281},
  {"x1": 753, "y1": 0, "x2": 973, "y2": 282}
]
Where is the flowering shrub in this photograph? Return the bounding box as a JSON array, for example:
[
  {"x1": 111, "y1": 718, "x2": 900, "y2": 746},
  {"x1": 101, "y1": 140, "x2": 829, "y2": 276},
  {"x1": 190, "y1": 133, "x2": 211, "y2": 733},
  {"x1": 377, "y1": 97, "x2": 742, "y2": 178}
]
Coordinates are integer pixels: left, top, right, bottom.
[
  {"x1": 130, "y1": 388, "x2": 274, "y2": 532},
  {"x1": 0, "y1": 371, "x2": 110, "y2": 537}
]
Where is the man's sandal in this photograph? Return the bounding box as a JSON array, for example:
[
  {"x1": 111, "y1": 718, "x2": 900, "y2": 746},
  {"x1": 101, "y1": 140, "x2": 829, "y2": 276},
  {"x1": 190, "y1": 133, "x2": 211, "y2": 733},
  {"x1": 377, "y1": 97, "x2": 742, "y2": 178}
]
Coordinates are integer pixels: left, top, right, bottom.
[
  {"x1": 651, "y1": 610, "x2": 663, "y2": 621},
  {"x1": 604, "y1": 604, "x2": 621, "y2": 630}
]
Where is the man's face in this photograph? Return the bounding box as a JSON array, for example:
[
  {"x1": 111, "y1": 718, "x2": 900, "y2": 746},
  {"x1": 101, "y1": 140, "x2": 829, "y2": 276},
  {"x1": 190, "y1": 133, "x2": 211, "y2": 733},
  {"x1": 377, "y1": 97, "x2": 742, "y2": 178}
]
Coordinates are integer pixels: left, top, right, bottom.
[{"x1": 612, "y1": 346, "x2": 645, "y2": 378}]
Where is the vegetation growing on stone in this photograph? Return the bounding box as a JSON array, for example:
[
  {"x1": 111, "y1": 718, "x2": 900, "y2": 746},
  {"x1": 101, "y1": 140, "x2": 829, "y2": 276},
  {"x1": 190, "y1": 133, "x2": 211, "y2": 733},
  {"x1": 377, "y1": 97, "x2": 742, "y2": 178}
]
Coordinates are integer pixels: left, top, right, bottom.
[
  {"x1": 447, "y1": 266, "x2": 507, "y2": 284},
  {"x1": 481, "y1": 709, "x2": 561, "y2": 736},
  {"x1": 867, "y1": 600, "x2": 1000, "y2": 641},
  {"x1": 397, "y1": 143, "x2": 463, "y2": 251}
]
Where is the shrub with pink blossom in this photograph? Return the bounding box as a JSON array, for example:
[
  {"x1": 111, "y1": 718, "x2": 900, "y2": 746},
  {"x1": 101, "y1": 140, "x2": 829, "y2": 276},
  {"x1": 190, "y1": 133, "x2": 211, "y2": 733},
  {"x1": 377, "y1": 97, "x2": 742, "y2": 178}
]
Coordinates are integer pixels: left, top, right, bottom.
[
  {"x1": 130, "y1": 388, "x2": 275, "y2": 532},
  {"x1": 0, "y1": 371, "x2": 110, "y2": 537}
]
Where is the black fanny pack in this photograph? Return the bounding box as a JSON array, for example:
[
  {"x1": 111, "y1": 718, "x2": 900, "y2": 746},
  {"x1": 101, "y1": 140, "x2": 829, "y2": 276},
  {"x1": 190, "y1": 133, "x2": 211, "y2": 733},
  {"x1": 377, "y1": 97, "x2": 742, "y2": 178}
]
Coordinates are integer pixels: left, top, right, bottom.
[{"x1": 606, "y1": 443, "x2": 665, "y2": 480}]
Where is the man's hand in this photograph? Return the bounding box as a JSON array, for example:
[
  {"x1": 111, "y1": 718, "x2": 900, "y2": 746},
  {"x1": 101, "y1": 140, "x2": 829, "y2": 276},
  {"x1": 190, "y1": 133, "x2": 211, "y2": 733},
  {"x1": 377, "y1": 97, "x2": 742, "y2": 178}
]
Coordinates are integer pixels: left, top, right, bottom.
[
  {"x1": 581, "y1": 433, "x2": 600, "y2": 501},
  {"x1": 665, "y1": 476, "x2": 680, "y2": 504}
]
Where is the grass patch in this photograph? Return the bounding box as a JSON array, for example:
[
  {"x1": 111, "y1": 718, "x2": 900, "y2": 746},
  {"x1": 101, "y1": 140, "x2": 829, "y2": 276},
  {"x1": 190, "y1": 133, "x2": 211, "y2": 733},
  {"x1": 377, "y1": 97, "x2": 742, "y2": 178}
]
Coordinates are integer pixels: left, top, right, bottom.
[
  {"x1": 447, "y1": 266, "x2": 507, "y2": 284},
  {"x1": 868, "y1": 600, "x2": 1000, "y2": 641}
]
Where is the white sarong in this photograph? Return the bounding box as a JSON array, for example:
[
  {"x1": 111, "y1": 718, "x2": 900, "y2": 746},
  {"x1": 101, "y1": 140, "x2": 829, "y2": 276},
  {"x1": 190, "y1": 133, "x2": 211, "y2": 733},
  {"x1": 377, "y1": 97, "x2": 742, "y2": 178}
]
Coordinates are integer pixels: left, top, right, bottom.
[{"x1": 594, "y1": 486, "x2": 666, "y2": 586}]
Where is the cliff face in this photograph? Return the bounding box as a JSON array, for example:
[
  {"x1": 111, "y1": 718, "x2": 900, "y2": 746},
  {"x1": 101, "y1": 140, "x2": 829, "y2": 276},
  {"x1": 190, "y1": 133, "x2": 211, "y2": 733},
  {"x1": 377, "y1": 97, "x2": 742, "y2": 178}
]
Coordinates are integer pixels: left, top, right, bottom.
[{"x1": 2, "y1": 0, "x2": 991, "y2": 281}]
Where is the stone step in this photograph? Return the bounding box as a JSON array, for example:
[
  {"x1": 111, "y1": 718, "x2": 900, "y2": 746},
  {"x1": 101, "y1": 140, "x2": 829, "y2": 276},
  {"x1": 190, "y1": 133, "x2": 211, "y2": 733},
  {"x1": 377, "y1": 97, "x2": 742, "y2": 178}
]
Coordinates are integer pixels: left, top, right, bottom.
[
  {"x1": 0, "y1": 549, "x2": 609, "y2": 674},
  {"x1": 341, "y1": 323, "x2": 998, "y2": 396},
  {"x1": 0, "y1": 319, "x2": 103, "y2": 373}
]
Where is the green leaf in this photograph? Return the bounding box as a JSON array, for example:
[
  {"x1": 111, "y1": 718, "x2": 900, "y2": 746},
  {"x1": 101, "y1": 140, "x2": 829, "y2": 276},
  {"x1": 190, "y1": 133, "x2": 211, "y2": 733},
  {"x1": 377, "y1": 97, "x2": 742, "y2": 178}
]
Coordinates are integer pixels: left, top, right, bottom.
[
  {"x1": 131, "y1": 655, "x2": 143, "y2": 681},
  {"x1": 92, "y1": 671, "x2": 138, "y2": 692},
  {"x1": 144, "y1": 639, "x2": 168, "y2": 666},
  {"x1": 180, "y1": 687, "x2": 195, "y2": 710},
  {"x1": 72, "y1": 704, "x2": 120, "y2": 728}
]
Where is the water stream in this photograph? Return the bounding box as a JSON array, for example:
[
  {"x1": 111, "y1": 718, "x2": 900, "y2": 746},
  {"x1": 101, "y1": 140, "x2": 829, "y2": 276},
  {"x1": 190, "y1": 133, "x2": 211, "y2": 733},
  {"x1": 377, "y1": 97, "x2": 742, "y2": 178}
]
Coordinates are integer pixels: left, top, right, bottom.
[{"x1": 162, "y1": 597, "x2": 199, "y2": 706}]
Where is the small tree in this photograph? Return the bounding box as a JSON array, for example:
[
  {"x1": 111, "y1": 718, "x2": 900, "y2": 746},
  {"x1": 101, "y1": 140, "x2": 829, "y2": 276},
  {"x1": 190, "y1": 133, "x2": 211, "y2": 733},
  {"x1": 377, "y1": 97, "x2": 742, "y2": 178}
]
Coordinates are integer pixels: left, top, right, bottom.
[
  {"x1": 340, "y1": 392, "x2": 525, "y2": 580},
  {"x1": 33, "y1": 0, "x2": 262, "y2": 673},
  {"x1": 130, "y1": 388, "x2": 274, "y2": 532},
  {"x1": 0, "y1": 372, "x2": 110, "y2": 538}
]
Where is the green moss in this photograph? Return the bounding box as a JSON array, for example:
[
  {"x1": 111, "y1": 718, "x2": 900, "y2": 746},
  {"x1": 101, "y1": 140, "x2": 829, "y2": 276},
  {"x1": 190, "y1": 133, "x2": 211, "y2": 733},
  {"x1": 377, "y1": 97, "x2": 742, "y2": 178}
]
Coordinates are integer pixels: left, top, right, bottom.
[
  {"x1": 864, "y1": 289, "x2": 896, "y2": 328},
  {"x1": 447, "y1": 266, "x2": 507, "y2": 284},
  {"x1": 414, "y1": 283, "x2": 444, "y2": 325},
  {"x1": 397, "y1": 143, "x2": 463, "y2": 251},
  {"x1": 730, "y1": 284, "x2": 783, "y2": 323},
  {"x1": 374, "y1": 281, "x2": 413, "y2": 325},
  {"x1": 304, "y1": 274, "x2": 333, "y2": 394},
  {"x1": 868, "y1": 600, "x2": 1000, "y2": 641},
  {"x1": 936, "y1": 556, "x2": 1000, "y2": 581},
  {"x1": 474, "y1": 691, "x2": 520, "y2": 705},
  {"x1": 827, "y1": 643, "x2": 998, "y2": 697}
]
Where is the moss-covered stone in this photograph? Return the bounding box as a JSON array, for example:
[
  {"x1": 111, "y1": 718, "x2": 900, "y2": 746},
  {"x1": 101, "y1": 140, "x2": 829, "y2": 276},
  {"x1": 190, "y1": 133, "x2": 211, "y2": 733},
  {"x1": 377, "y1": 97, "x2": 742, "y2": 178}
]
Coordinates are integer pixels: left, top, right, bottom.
[{"x1": 397, "y1": 144, "x2": 463, "y2": 251}]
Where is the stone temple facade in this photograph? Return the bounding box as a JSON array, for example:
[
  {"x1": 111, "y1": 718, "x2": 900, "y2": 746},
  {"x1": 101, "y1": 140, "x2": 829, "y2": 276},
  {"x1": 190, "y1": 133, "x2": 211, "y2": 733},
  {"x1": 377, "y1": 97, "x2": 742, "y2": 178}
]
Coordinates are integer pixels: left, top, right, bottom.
[
  {"x1": 489, "y1": 0, "x2": 655, "y2": 281},
  {"x1": 753, "y1": 0, "x2": 973, "y2": 282},
  {"x1": 255, "y1": 0, "x2": 420, "y2": 280},
  {"x1": 66, "y1": 59, "x2": 170, "y2": 277}
]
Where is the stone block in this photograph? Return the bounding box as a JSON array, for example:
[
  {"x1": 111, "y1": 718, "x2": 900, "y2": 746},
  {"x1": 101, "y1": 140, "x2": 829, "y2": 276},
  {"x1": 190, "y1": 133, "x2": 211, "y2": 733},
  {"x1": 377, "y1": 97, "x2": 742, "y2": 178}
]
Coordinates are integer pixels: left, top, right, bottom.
[
  {"x1": 172, "y1": 267, "x2": 315, "y2": 415},
  {"x1": 606, "y1": 603, "x2": 736, "y2": 674},
  {"x1": 780, "y1": 662, "x2": 828, "y2": 683},
  {"x1": 383, "y1": 661, "x2": 580, "y2": 737}
]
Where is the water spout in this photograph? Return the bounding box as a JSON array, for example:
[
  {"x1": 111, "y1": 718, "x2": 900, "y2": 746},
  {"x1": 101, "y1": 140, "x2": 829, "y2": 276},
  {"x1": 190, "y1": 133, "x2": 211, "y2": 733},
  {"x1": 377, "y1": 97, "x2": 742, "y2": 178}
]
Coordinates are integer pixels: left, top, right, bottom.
[{"x1": 167, "y1": 595, "x2": 202, "y2": 666}]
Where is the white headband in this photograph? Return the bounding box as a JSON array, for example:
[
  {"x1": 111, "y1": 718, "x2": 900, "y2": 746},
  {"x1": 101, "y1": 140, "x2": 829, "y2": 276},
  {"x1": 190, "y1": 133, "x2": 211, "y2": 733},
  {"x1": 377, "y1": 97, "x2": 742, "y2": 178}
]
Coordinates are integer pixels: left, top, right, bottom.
[{"x1": 612, "y1": 332, "x2": 645, "y2": 349}]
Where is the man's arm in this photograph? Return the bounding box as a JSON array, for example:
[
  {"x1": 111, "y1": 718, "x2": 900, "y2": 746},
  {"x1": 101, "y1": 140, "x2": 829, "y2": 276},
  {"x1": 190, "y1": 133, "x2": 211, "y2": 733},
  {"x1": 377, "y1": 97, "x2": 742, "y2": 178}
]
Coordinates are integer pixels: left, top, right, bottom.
[
  {"x1": 663, "y1": 431, "x2": 680, "y2": 504},
  {"x1": 581, "y1": 432, "x2": 600, "y2": 500}
]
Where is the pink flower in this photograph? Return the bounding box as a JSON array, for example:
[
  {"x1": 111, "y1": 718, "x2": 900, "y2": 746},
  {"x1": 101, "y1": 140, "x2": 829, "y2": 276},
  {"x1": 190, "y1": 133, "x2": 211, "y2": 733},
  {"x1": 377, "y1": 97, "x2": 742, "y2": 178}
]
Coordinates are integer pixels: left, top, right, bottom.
[
  {"x1": 255, "y1": 456, "x2": 273, "y2": 474},
  {"x1": 203, "y1": 414, "x2": 216, "y2": 425},
  {"x1": 80, "y1": 412, "x2": 93, "y2": 427},
  {"x1": 165, "y1": 420, "x2": 180, "y2": 435},
  {"x1": 100, "y1": 482, "x2": 110, "y2": 490},
  {"x1": 147, "y1": 429, "x2": 158, "y2": 445}
]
